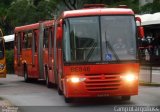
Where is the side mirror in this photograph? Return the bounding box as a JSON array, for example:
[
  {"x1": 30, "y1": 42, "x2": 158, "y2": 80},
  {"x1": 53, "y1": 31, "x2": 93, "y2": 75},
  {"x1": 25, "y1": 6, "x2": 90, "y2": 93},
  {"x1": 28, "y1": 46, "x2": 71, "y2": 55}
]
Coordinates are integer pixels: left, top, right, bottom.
[
  {"x1": 136, "y1": 17, "x2": 141, "y2": 24},
  {"x1": 56, "y1": 20, "x2": 63, "y2": 41},
  {"x1": 138, "y1": 26, "x2": 144, "y2": 39},
  {"x1": 136, "y1": 17, "x2": 144, "y2": 39}
]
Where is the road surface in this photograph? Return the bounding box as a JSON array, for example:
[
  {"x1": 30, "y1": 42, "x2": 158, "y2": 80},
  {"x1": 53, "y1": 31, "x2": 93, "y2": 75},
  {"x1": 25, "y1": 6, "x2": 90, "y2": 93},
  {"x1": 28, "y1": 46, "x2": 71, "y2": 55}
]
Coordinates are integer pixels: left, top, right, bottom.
[{"x1": 0, "y1": 75, "x2": 160, "y2": 112}]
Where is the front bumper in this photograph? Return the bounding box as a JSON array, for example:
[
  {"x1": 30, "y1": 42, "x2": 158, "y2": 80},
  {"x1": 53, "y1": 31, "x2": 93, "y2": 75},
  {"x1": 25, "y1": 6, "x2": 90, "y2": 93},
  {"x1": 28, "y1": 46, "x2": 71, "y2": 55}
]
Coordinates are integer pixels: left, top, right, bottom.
[{"x1": 63, "y1": 77, "x2": 138, "y2": 98}]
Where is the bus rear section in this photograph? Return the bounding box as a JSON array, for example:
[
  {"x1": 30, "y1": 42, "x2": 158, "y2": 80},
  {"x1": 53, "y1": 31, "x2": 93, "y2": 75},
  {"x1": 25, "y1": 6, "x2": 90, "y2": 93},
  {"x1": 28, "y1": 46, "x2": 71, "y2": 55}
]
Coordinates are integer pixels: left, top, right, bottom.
[
  {"x1": 56, "y1": 6, "x2": 142, "y2": 103},
  {"x1": 0, "y1": 29, "x2": 6, "y2": 78},
  {"x1": 14, "y1": 20, "x2": 56, "y2": 86}
]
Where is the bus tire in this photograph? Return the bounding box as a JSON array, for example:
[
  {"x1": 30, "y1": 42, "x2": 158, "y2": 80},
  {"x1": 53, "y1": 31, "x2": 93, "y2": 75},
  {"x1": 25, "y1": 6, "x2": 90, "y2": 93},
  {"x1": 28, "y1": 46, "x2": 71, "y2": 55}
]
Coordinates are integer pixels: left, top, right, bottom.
[
  {"x1": 64, "y1": 97, "x2": 73, "y2": 103},
  {"x1": 58, "y1": 87, "x2": 63, "y2": 95},
  {"x1": 24, "y1": 65, "x2": 29, "y2": 82},
  {"x1": 121, "y1": 96, "x2": 131, "y2": 101},
  {"x1": 45, "y1": 67, "x2": 52, "y2": 88}
]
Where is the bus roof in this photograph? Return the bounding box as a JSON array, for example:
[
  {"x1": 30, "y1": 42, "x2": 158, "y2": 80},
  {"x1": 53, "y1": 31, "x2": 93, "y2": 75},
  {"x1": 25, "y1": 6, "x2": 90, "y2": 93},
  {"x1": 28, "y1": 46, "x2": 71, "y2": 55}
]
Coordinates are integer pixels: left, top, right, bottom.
[
  {"x1": 15, "y1": 20, "x2": 54, "y2": 33},
  {"x1": 61, "y1": 8, "x2": 134, "y2": 19}
]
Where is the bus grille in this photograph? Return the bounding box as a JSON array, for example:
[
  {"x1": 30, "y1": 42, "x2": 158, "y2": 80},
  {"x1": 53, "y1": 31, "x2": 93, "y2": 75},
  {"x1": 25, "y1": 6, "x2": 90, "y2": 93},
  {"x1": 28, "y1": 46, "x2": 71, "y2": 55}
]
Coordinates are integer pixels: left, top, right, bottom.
[{"x1": 84, "y1": 73, "x2": 121, "y2": 92}]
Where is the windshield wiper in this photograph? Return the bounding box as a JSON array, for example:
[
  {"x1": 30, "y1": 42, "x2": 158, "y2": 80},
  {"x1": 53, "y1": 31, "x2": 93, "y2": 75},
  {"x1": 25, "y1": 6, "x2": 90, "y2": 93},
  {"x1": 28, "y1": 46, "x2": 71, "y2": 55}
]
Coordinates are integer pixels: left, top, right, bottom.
[
  {"x1": 86, "y1": 42, "x2": 97, "y2": 61},
  {"x1": 105, "y1": 32, "x2": 120, "y2": 62}
]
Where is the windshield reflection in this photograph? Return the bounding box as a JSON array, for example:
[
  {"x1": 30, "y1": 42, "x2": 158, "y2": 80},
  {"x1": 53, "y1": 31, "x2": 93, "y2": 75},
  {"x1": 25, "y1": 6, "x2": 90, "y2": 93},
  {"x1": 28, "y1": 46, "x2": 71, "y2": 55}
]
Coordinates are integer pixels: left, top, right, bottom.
[
  {"x1": 101, "y1": 16, "x2": 136, "y2": 61},
  {"x1": 63, "y1": 17, "x2": 101, "y2": 62},
  {"x1": 63, "y1": 16, "x2": 137, "y2": 63}
]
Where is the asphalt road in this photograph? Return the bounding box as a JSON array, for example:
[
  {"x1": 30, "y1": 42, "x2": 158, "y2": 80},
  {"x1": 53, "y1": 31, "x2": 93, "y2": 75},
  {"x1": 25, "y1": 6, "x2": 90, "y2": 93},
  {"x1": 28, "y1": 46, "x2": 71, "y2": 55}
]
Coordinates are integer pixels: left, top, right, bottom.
[{"x1": 0, "y1": 75, "x2": 160, "y2": 112}]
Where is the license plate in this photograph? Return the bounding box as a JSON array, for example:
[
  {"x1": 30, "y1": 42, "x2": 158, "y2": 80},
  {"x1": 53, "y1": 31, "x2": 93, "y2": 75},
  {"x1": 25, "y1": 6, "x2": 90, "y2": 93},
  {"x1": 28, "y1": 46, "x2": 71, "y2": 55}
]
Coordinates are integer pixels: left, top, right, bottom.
[{"x1": 97, "y1": 94, "x2": 109, "y2": 97}]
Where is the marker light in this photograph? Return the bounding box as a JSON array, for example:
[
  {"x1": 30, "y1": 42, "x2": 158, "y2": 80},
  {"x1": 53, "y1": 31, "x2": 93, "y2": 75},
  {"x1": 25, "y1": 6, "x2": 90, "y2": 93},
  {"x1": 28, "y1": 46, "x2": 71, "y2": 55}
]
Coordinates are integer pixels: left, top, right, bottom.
[
  {"x1": 121, "y1": 73, "x2": 137, "y2": 82},
  {"x1": 68, "y1": 77, "x2": 86, "y2": 83}
]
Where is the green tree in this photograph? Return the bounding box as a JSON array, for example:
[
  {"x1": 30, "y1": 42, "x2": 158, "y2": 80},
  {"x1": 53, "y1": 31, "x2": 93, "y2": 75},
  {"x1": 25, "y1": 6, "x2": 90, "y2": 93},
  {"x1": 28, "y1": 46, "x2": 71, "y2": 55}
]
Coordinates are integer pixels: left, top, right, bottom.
[
  {"x1": 60, "y1": 0, "x2": 139, "y2": 13},
  {"x1": 6, "y1": 50, "x2": 14, "y2": 74},
  {"x1": 0, "y1": 0, "x2": 13, "y2": 34},
  {"x1": 107, "y1": 0, "x2": 139, "y2": 13},
  {"x1": 141, "y1": 0, "x2": 160, "y2": 14},
  {"x1": 7, "y1": 0, "x2": 57, "y2": 28},
  {"x1": 7, "y1": 0, "x2": 36, "y2": 26},
  {"x1": 36, "y1": 0, "x2": 56, "y2": 20}
]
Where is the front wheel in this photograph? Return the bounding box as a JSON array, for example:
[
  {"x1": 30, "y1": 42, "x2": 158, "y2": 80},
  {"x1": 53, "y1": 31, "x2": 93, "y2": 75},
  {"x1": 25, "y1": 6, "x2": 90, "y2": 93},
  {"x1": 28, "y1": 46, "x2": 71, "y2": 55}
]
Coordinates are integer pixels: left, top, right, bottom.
[
  {"x1": 46, "y1": 74, "x2": 52, "y2": 88},
  {"x1": 45, "y1": 68, "x2": 52, "y2": 88},
  {"x1": 24, "y1": 66, "x2": 29, "y2": 82},
  {"x1": 64, "y1": 97, "x2": 73, "y2": 103},
  {"x1": 58, "y1": 87, "x2": 63, "y2": 95}
]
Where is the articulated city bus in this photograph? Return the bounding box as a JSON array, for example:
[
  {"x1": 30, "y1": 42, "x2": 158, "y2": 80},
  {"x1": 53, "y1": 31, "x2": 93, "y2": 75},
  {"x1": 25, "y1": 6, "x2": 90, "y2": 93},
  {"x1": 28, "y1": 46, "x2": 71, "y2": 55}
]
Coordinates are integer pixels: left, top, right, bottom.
[
  {"x1": 14, "y1": 4, "x2": 144, "y2": 103},
  {"x1": 0, "y1": 28, "x2": 6, "y2": 78},
  {"x1": 55, "y1": 4, "x2": 144, "y2": 103},
  {"x1": 14, "y1": 20, "x2": 56, "y2": 87}
]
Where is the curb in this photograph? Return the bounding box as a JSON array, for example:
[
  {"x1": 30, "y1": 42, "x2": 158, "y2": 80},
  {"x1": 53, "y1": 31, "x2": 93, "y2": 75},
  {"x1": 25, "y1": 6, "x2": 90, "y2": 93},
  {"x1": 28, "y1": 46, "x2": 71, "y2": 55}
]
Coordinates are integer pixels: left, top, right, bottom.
[
  {"x1": 0, "y1": 97, "x2": 13, "y2": 106},
  {"x1": 0, "y1": 97, "x2": 20, "y2": 112},
  {"x1": 139, "y1": 81, "x2": 160, "y2": 87}
]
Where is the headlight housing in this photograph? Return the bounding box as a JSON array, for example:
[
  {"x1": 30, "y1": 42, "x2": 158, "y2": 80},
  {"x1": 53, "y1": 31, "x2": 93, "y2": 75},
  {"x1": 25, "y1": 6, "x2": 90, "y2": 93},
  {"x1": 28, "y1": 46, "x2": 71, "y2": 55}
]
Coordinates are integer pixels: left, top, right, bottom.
[
  {"x1": 67, "y1": 76, "x2": 86, "y2": 83},
  {"x1": 120, "y1": 73, "x2": 138, "y2": 82}
]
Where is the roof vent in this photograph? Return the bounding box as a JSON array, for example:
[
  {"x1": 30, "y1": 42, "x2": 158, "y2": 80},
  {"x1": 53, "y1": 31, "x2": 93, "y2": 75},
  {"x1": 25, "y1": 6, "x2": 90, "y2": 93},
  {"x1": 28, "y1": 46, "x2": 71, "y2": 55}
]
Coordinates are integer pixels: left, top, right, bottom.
[
  {"x1": 83, "y1": 4, "x2": 106, "y2": 9},
  {"x1": 118, "y1": 5, "x2": 128, "y2": 8}
]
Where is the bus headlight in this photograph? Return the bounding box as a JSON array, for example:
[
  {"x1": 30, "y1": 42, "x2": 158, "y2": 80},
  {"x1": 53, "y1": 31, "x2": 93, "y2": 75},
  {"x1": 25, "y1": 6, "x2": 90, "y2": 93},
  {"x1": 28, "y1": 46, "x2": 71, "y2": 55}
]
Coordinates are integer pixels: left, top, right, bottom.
[
  {"x1": 121, "y1": 73, "x2": 138, "y2": 82},
  {"x1": 0, "y1": 64, "x2": 5, "y2": 70},
  {"x1": 67, "y1": 77, "x2": 86, "y2": 83}
]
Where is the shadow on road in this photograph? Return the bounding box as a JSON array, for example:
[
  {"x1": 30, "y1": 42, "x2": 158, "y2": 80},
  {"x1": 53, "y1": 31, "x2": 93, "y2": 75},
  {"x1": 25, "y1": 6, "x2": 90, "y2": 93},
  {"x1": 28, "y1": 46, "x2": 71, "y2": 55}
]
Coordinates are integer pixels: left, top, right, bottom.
[
  {"x1": 19, "y1": 80, "x2": 135, "y2": 106},
  {"x1": 18, "y1": 98, "x2": 135, "y2": 112},
  {"x1": 68, "y1": 97, "x2": 135, "y2": 106},
  {"x1": 0, "y1": 83, "x2": 4, "y2": 85},
  {"x1": 20, "y1": 80, "x2": 46, "y2": 86},
  {"x1": 19, "y1": 99, "x2": 135, "y2": 112}
]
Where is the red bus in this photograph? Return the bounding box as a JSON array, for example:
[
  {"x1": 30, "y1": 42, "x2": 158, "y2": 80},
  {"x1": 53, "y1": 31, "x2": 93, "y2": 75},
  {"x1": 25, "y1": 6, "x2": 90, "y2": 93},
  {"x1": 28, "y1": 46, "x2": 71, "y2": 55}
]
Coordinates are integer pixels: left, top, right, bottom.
[
  {"x1": 55, "y1": 5, "x2": 144, "y2": 103},
  {"x1": 14, "y1": 20, "x2": 56, "y2": 87},
  {"x1": 14, "y1": 4, "x2": 144, "y2": 103}
]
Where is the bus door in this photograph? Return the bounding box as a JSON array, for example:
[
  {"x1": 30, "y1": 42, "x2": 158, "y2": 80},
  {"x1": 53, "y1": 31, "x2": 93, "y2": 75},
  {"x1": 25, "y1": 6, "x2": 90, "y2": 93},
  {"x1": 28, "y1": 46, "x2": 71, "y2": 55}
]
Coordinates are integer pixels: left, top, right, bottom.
[
  {"x1": 38, "y1": 23, "x2": 44, "y2": 79},
  {"x1": 48, "y1": 27, "x2": 54, "y2": 83},
  {"x1": 31, "y1": 30, "x2": 37, "y2": 73},
  {"x1": 15, "y1": 33, "x2": 23, "y2": 76}
]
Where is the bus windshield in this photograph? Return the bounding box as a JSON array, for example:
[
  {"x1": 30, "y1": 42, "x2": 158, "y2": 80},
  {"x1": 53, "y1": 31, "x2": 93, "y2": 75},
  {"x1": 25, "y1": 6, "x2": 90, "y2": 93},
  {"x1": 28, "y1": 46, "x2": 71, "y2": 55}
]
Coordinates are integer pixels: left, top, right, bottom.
[
  {"x1": 63, "y1": 16, "x2": 137, "y2": 63},
  {"x1": 0, "y1": 38, "x2": 4, "y2": 59}
]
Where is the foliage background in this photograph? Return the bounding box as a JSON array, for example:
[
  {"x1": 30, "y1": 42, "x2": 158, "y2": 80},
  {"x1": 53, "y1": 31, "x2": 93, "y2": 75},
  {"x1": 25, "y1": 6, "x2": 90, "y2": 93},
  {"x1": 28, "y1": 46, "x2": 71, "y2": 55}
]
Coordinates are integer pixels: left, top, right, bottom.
[
  {"x1": 1, "y1": 0, "x2": 160, "y2": 35},
  {"x1": 0, "y1": 0, "x2": 159, "y2": 73},
  {"x1": 5, "y1": 50, "x2": 14, "y2": 73}
]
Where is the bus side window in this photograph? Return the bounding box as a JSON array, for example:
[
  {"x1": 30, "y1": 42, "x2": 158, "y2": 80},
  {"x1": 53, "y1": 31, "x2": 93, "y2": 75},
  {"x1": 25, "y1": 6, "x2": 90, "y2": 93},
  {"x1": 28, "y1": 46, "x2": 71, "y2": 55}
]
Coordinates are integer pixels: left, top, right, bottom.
[
  {"x1": 14, "y1": 33, "x2": 17, "y2": 49},
  {"x1": 23, "y1": 32, "x2": 27, "y2": 48},
  {"x1": 24, "y1": 31, "x2": 32, "y2": 49},
  {"x1": 43, "y1": 28, "x2": 49, "y2": 48},
  {"x1": 48, "y1": 27, "x2": 54, "y2": 56},
  {"x1": 17, "y1": 32, "x2": 21, "y2": 55},
  {"x1": 49, "y1": 28, "x2": 52, "y2": 53},
  {"x1": 51, "y1": 28, "x2": 54, "y2": 48},
  {"x1": 27, "y1": 32, "x2": 32, "y2": 48},
  {"x1": 33, "y1": 30, "x2": 37, "y2": 52}
]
